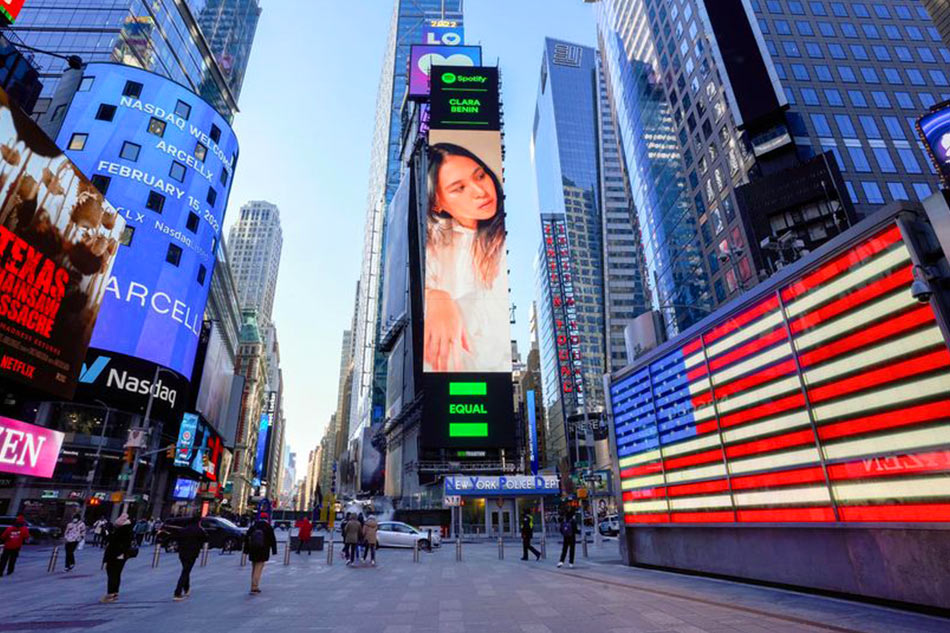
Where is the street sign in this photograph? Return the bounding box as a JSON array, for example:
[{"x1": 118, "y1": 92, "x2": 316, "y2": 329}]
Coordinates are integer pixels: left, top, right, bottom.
[
  {"x1": 125, "y1": 428, "x2": 147, "y2": 449},
  {"x1": 443, "y1": 495, "x2": 461, "y2": 507}
]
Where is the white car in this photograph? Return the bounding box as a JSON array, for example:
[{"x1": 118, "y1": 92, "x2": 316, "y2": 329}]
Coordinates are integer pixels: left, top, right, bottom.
[{"x1": 375, "y1": 521, "x2": 440, "y2": 549}]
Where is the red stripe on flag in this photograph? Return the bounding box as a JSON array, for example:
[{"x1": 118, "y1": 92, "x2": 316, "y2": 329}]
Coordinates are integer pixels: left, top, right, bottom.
[
  {"x1": 624, "y1": 513, "x2": 668, "y2": 524},
  {"x1": 818, "y1": 399, "x2": 950, "y2": 441},
  {"x1": 730, "y1": 466, "x2": 826, "y2": 490},
  {"x1": 838, "y1": 503, "x2": 950, "y2": 522},
  {"x1": 781, "y1": 225, "x2": 903, "y2": 302},
  {"x1": 663, "y1": 449, "x2": 723, "y2": 471},
  {"x1": 714, "y1": 358, "x2": 797, "y2": 400},
  {"x1": 696, "y1": 421, "x2": 719, "y2": 435},
  {"x1": 737, "y1": 506, "x2": 836, "y2": 522},
  {"x1": 666, "y1": 478, "x2": 729, "y2": 497},
  {"x1": 789, "y1": 265, "x2": 913, "y2": 335},
  {"x1": 682, "y1": 338, "x2": 702, "y2": 356},
  {"x1": 625, "y1": 487, "x2": 667, "y2": 500},
  {"x1": 670, "y1": 511, "x2": 735, "y2": 523},
  {"x1": 725, "y1": 429, "x2": 816, "y2": 459},
  {"x1": 621, "y1": 462, "x2": 663, "y2": 479},
  {"x1": 708, "y1": 327, "x2": 787, "y2": 372},
  {"x1": 719, "y1": 392, "x2": 806, "y2": 429},
  {"x1": 702, "y1": 296, "x2": 779, "y2": 346},
  {"x1": 797, "y1": 305, "x2": 935, "y2": 369},
  {"x1": 827, "y1": 450, "x2": 950, "y2": 481},
  {"x1": 807, "y1": 348, "x2": 950, "y2": 405},
  {"x1": 687, "y1": 364, "x2": 708, "y2": 382},
  {"x1": 691, "y1": 390, "x2": 713, "y2": 408}
]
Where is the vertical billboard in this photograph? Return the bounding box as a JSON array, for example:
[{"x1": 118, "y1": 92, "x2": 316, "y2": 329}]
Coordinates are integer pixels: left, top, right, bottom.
[
  {"x1": 53, "y1": 63, "x2": 239, "y2": 379},
  {"x1": 408, "y1": 45, "x2": 481, "y2": 100},
  {"x1": 422, "y1": 66, "x2": 514, "y2": 449},
  {"x1": 422, "y1": 18, "x2": 463, "y2": 47},
  {"x1": 174, "y1": 412, "x2": 224, "y2": 481},
  {"x1": 917, "y1": 103, "x2": 950, "y2": 189},
  {"x1": 0, "y1": 85, "x2": 125, "y2": 398}
]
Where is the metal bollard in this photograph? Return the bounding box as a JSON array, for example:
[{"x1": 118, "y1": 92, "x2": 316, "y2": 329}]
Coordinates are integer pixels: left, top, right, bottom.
[
  {"x1": 151, "y1": 542, "x2": 161, "y2": 568},
  {"x1": 497, "y1": 536, "x2": 504, "y2": 560},
  {"x1": 283, "y1": 540, "x2": 291, "y2": 565},
  {"x1": 455, "y1": 535, "x2": 462, "y2": 561},
  {"x1": 240, "y1": 550, "x2": 248, "y2": 567},
  {"x1": 326, "y1": 535, "x2": 334, "y2": 565},
  {"x1": 199, "y1": 542, "x2": 210, "y2": 567},
  {"x1": 47, "y1": 545, "x2": 60, "y2": 573},
  {"x1": 540, "y1": 536, "x2": 547, "y2": 560},
  {"x1": 413, "y1": 540, "x2": 420, "y2": 563}
]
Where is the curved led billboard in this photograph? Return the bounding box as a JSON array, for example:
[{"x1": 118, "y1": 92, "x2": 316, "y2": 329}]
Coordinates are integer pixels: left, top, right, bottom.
[{"x1": 54, "y1": 63, "x2": 239, "y2": 378}]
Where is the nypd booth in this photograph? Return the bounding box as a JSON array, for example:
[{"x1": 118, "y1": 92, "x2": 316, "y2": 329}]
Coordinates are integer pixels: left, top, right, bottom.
[{"x1": 443, "y1": 475, "x2": 559, "y2": 539}]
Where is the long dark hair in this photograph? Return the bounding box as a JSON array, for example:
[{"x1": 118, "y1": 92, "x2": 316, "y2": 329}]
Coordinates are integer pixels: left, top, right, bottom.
[{"x1": 427, "y1": 143, "x2": 506, "y2": 287}]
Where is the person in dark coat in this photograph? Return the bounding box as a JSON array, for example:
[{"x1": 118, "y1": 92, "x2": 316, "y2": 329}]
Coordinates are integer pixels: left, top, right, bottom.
[
  {"x1": 100, "y1": 514, "x2": 134, "y2": 602},
  {"x1": 173, "y1": 518, "x2": 207, "y2": 600},
  {"x1": 557, "y1": 511, "x2": 578, "y2": 569},
  {"x1": 243, "y1": 513, "x2": 277, "y2": 594},
  {"x1": 520, "y1": 514, "x2": 541, "y2": 561}
]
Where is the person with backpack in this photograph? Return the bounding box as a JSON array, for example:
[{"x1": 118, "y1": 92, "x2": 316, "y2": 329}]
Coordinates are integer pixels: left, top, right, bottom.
[
  {"x1": 244, "y1": 513, "x2": 277, "y2": 594},
  {"x1": 557, "y1": 510, "x2": 577, "y2": 569},
  {"x1": 520, "y1": 514, "x2": 541, "y2": 561},
  {"x1": 173, "y1": 517, "x2": 207, "y2": 601},
  {"x1": 100, "y1": 514, "x2": 135, "y2": 602},
  {"x1": 63, "y1": 515, "x2": 87, "y2": 571},
  {"x1": 0, "y1": 515, "x2": 29, "y2": 576},
  {"x1": 294, "y1": 516, "x2": 313, "y2": 555}
]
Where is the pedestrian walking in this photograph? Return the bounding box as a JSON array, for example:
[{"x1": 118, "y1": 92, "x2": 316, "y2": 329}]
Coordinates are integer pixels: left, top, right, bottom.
[
  {"x1": 92, "y1": 518, "x2": 107, "y2": 547},
  {"x1": 173, "y1": 518, "x2": 207, "y2": 601},
  {"x1": 520, "y1": 514, "x2": 541, "y2": 561},
  {"x1": 244, "y1": 513, "x2": 277, "y2": 594},
  {"x1": 133, "y1": 518, "x2": 148, "y2": 547},
  {"x1": 362, "y1": 515, "x2": 379, "y2": 566},
  {"x1": 0, "y1": 515, "x2": 30, "y2": 576},
  {"x1": 63, "y1": 515, "x2": 87, "y2": 571},
  {"x1": 294, "y1": 516, "x2": 313, "y2": 555},
  {"x1": 557, "y1": 511, "x2": 577, "y2": 569},
  {"x1": 343, "y1": 513, "x2": 361, "y2": 566},
  {"x1": 100, "y1": 514, "x2": 136, "y2": 603}
]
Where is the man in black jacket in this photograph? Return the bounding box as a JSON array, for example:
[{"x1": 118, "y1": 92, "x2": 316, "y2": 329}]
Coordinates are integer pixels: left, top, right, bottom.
[
  {"x1": 173, "y1": 518, "x2": 207, "y2": 601},
  {"x1": 244, "y1": 513, "x2": 278, "y2": 594},
  {"x1": 520, "y1": 514, "x2": 541, "y2": 561}
]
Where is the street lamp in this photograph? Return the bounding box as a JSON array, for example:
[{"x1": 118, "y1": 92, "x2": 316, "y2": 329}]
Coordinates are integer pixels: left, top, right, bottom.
[{"x1": 79, "y1": 398, "x2": 112, "y2": 523}]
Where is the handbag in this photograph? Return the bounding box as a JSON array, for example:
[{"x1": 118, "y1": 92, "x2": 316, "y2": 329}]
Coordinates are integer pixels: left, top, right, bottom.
[{"x1": 124, "y1": 545, "x2": 140, "y2": 559}]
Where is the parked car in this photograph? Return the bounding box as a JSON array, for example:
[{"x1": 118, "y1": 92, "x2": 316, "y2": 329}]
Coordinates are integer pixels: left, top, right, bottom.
[
  {"x1": 0, "y1": 516, "x2": 61, "y2": 542},
  {"x1": 375, "y1": 521, "x2": 440, "y2": 550},
  {"x1": 598, "y1": 515, "x2": 620, "y2": 537},
  {"x1": 157, "y1": 516, "x2": 245, "y2": 552}
]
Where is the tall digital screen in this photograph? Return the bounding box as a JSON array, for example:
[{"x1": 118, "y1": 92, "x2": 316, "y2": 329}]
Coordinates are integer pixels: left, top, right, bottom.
[
  {"x1": 54, "y1": 63, "x2": 239, "y2": 379},
  {"x1": 917, "y1": 104, "x2": 950, "y2": 188},
  {"x1": 421, "y1": 18, "x2": 463, "y2": 47},
  {"x1": 421, "y1": 66, "x2": 514, "y2": 449},
  {"x1": 611, "y1": 224, "x2": 950, "y2": 526},
  {"x1": 408, "y1": 45, "x2": 481, "y2": 100},
  {"x1": 174, "y1": 411, "x2": 223, "y2": 481},
  {"x1": 0, "y1": 84, "x2": 125, "y2": 398},
  {"x1": 253, "y1": 412, "x2": 270, "y2": 486}
]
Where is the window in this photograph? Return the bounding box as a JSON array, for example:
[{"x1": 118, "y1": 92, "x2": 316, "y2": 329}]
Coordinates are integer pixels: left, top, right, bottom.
[
  {"x1": 90, "y1": 174, "x2": 110, "y2": 195},
  {"x1": 783, "y1": 41, "x2": 801, "y2": 57},
  {"x1": 119, "y1": 225, "x2": 135, "y2": 247},
  {"x1": 811, "y1": 113, "x2": 832, "y2": 136},
  {"x1": 122, "y1": 81, "x2": 143, "y2": 98},
  {"x1": 119, "y1": 141, "x2": 140, "y2": 161},
  {"x1": 847, "y1": 146, "x2": 872, "y2": 172},
  {"x1": 897, "y1": 148, "x2": 922, "y2": 173},
  {"x1": 148, "y1": 117, "x2": 166, "y2": 137},
  {"x1": 818, "y1": 21, "x2": 834, "y2": 36},
  {"x1": 166, "y1": 244, "x2": 183, "y2": 266},
  {"x1": 862, "y1": 181, "x2": 885, "y2": 204},
  {"x1": 930, "y1": 69, "x2": 949, "y2": 86},
  {"x1": 197, "y1": 264, "x2": 207, "y2": 286},
  {"x1": 872, "y1": 45, "x2": 891, "y2": 61},
  {"x1": 219, "y1": 170, "x2": 228, "y2": 187},
  {"x1": 174, "y1": 99, "x2": 192, "y2": 120},
  {"x1": 838, "y1": 66, "x2": 857, "y2": 82},
  {"x1": 146, "y1": 191, "x2": 165, "y2": 214},
  {"x1": 884, "y1": 68, "x2": 903, "y2": 84},
  {"x1": 831, "y1": 2, "x2": 847, "y2": 16},
  {"x1": 850, "y1": 44, "x2": 869, "y2": 60},
  {"x1": 834, "y1": 114, "x2": 857, "y2": 136},
  {"x1": 186, "y1": 212, "x2": 200, "y2": 233},
  {"x1": 913, "y1": 183, "x2": 932, "y2": 200},
  {"x1": 906, "y1": 69, "x2": 926, "y2": 86},
  {"x1": 919, "y1": 47, "x2": 937, "y2": 63},
  {"x1": 848, "y1": 90, "x2": 868, "y2": 107},
  {"x1": 825, "y1": 88, "x2": 844, "y2": 105},
  {"x1": 872, "y1": 147, "x2": 896, "y2": 173},
  {"x1": 895, "y1": 92, "x2": 914, "y2": 109},
  {"x1": 871, "y1": 91, "x2": 890, "y2": 107},
  {"x1": 95, "y1": 104, "x2": 116, "y2": 121},
  {"x1": 776, "y1": 20, "x2": 791, "y2": 34},
  {"x1": 828, "y1": 43, "x2": 846, "y2": 59},
  {"x1": 841, "y1": 23, "x2": 858, "y2": 38},
  {"x1": 195, "y1": 142, "x2": 207, "y2": 162},
  {"x1": 861, "y1": 23, "x2": 880, "y2": 39},
  {"x1": 858, "y1": 116, "x2": 881, "y2": 139},
  {"x1": 78, "y1": 76, "x2": 94, "y2": 92},
  {"x1": 883, "y1": 116, "x2": 905, "y2": 139},
  {"x1": 169, "y1": 161, "x2": 186, "y2": 183},
  {"x1": 206, "y1": 187, "x2": 217, "y2": 206},
  {"x1": 796, "y1": 21, "x2": 813, "y2": 36},
  {"x1": 801, "y1": 87, "x2": 819, "y2": 105},
  {"x1": 810, "y1": 1, "x2": 827, "y2": 15},
  {"x1": 805, "y1": 42, "x2": 823, "y2": 58},
  {"x1": 791, "y1": 64, "x2": 809, "y2": 80},
  {"x1": 210, "y1": 124, "x2": 221, "y2": 143},
  {"x1": 860, "y1": 67, "x2": 879, "y2": 84},
  {"x1": 887, "y1": 182, "x2": 908, "y2": 200},
  {"x1": 68, "y1": 133, "x2": 87, "y2": 151},
  {"x1": 815, "y1": 65, "x2": 833, "y2": 81}
]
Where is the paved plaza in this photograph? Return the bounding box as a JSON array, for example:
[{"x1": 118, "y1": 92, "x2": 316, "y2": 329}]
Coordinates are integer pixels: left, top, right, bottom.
[{"x1": 0, "y1": 537, "x2": 947, "y2": 633}]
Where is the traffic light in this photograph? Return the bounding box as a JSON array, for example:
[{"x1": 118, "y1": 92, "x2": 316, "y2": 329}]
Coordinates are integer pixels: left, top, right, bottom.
[
  {"x1": 166, "y1": 445, "x2": 175, "y2": 459},
  {"x1": 123, "y1": 447, "x2": 135, "y2": 466}
]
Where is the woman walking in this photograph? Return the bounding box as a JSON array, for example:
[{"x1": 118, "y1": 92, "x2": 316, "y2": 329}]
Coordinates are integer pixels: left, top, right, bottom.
[
  {"x1": 100, "y1": 514, "x2": 135, "y2": 603},
  {"x1": 362, "y1": 515, "x2": 379, "y2": 566},
  {"x1": 63, "y1": 515, "x2": 86, "y2": 571},
  {"x1": 343, "y1": 513, "x2": 361, "y2": 566},
  {"x1": 173, "y1": 518, "x2": 207, "y2": 601}
]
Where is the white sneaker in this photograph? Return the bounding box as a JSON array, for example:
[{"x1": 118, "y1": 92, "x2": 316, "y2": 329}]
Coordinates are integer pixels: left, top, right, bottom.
[
  {"x1": 556, "y1": 562, "x2": 563, "y2": 568},
  {"x1": 569, "y1": 564, "x2": 574, "y2": 569},
  {"x1": 371, "y1": 560, "x2": 376, "y2": 566}
]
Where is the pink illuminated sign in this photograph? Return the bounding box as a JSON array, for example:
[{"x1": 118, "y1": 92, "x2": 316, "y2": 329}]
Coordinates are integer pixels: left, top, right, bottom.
[{"x1": 0, "y1": 417, "x2": 64, "y2": 479}]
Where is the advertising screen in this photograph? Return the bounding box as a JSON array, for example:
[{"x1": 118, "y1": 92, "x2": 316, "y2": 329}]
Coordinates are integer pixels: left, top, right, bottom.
[
  {"x1": 253, "y1": 412, "x2": 270, "y2": 486},
  {"x1": 421, "y1": 19, "x2": 463, "y2": 47},
  {"x1": 429, "y1": 66, "x2": 500, "y2": 131},
  {"x1": 54, "y1": 63, "x2": 239, "y2": 379},
  {"x1": 917, "y1": 104, "x2": 950, "y2": 188},
  {"x1": 0, "y1": 416, "x2": 65, "y2": 478},
  {"x1": 194, "y1": 321, "x2": 235, "y2": 433},
  {"x1": 76, "y1": 348, "x2": 187, "y2": 422},
  {"x1": 610, "y1": 223, "x2": 950, "y2": 526},
  {"x1": 0, "y1": 1, "x2": 25, "y2": 24},
  {"x1": 0, "y1": 85, "x2": 125, "y2": 398},
  {"x1": 408, "y1": 45, "x2": 481, "y2": 100},
  {"x1": 174, "y1": 411, "x2": 224, "y2": 480},
  {"x1": 421, "y1": 67, "x2": 514, "y2": 449},
  {"x1": 172, "y1": 477, "x2": 199, "y2": 500}
]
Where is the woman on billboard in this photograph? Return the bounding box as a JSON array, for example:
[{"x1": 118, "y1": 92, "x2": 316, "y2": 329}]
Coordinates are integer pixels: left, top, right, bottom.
[{"x1": 424, "y1": 142, "x2": 510, "y2": 373}]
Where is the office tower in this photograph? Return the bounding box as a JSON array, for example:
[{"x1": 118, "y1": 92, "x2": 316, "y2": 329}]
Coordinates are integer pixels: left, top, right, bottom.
[
  {"x1": 922, "y1": 0, "x2": 950, "y2": 47},
  {"x1": 9, "y1": 0, "x2": 256, "y2": 120},
  {"x1": 228, "y1": 201, "x2": 284, "y2": 324},
  {"x1": 192, "y1": 0, "x2": 262, "y2": 101},
  {"x1": 594, "y1": 0, "x2": 941, "y2": 331},
  {"x1": 349, "y1": 0, "x2": 463, "y2": 448},
  {"x1": 532, "y1": 39, "x2": 649, "y2": 465}
]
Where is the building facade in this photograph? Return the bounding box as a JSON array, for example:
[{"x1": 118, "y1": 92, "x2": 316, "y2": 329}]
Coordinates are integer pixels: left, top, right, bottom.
[
  {"x1": 190, "y1": 0, "x2": 262, "y2": 101},
  {"x1": 922, "y1": 0, "x2": 950, "y2": 47},
  {"x1": 228, "y1": 200, "x2": 283, "y2": 323},
  {"x1": 230, "y1": 310, "x2": 268, "y2": 514},
  {"x1": 10, "y1": 0, "x2": 249, "y2": 120}
]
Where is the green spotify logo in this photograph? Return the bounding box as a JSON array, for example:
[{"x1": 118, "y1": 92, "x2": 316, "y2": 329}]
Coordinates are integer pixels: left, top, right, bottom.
[{"x1": 441, "y1": 72, "x2": 457, "y2": 84}]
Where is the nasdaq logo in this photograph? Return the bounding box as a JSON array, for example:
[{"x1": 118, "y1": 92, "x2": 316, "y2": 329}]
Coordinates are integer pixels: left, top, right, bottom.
[{"x1": 79, "y1": 356, "x2": 111, "y2": 384}]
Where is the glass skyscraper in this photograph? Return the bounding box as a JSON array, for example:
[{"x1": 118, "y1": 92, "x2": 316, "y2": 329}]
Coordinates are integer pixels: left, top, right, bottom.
[
  {"x1": 595, "y1": 0, "x2": 943, "y2": 325},
  {"x1": 191, "y1": 0, "x2": 262, "y2": 102},
  {"x1": 349, "y1": 0, "x2": 463, "y2": 446},
  {"x1": 9, "y1": 0, "x2": 256, "y2": 120}
]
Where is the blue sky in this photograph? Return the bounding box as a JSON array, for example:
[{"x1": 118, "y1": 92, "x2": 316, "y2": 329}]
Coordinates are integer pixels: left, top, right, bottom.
[{"x1": 225, "y1": 0, "x2": 597, "y2": 466}]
